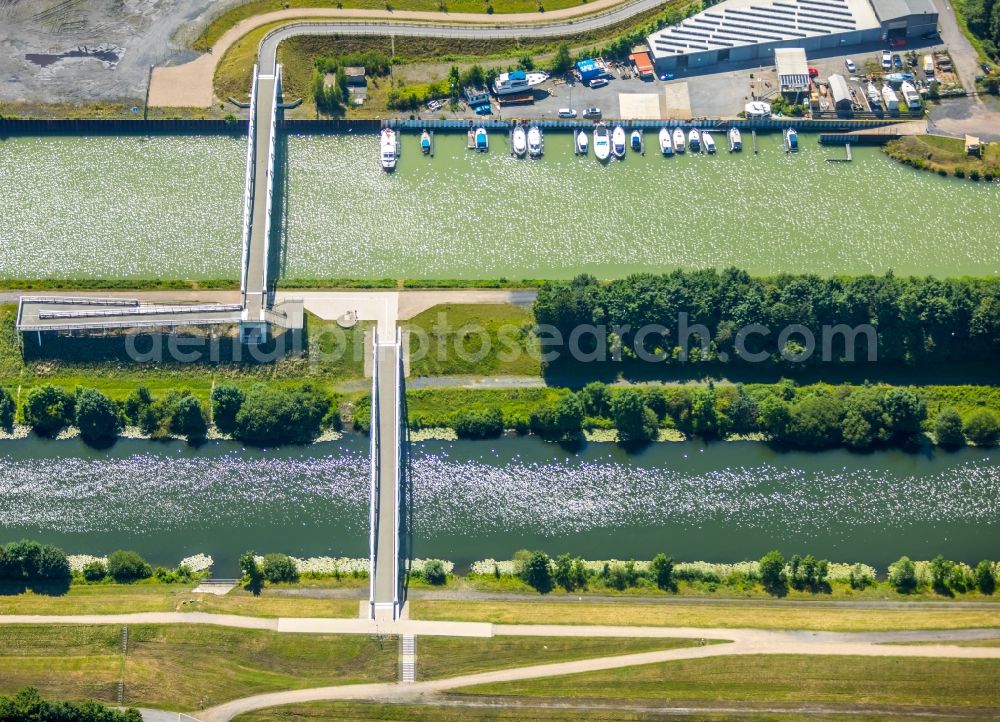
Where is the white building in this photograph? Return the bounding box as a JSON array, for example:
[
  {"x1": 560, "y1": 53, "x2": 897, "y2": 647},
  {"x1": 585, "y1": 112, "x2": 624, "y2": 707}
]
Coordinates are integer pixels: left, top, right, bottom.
[{"x1": 775, "y1": 48, "x2": 810, "y2": 93}]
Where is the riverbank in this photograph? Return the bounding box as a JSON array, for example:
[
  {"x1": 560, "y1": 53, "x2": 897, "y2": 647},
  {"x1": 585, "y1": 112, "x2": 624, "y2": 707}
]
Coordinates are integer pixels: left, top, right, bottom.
[{"x1": 885, "y1": 133, "x2": 1000, "y2": 178}]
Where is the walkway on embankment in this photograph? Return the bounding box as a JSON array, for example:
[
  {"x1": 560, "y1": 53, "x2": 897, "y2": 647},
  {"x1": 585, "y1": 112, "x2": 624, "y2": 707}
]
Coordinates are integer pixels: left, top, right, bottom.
[{"x1": 149, "y1": 0, "x2": 666, "y2": 106}]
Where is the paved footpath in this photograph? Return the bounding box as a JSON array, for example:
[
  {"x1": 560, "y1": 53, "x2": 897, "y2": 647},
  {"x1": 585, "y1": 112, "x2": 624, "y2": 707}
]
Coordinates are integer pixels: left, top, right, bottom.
[{"x1": 5, "y1": 612, "x2": 997, "y2": 720}]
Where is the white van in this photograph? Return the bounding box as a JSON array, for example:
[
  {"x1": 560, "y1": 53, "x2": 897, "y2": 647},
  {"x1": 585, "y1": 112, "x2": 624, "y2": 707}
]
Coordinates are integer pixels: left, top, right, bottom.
[{"x1": 923, "y1": 55, "x2": 934, "y2": 74}]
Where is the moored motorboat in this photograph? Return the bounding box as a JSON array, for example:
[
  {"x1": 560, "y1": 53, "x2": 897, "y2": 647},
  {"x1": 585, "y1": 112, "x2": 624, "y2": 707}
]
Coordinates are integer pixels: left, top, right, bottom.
[
  {"x1": 527, "y1": 125, "x2": 543, "y2": 157},
  {"x1": 575, "y1": 129, "x2": 589, "y2": 155},
  {"x1": 630, "y1": 129, "x2": 642, "y2": 152},
  {"x1": 475, "y1": 126, "x2": 489, "y2": 152},
  {"x1": 673, "y1": 127, "x2": 686, "y2": 153},
  {"x1": 784, "y1": 127, "x2": 798, "y2": 152},
  {"x1": 688, "y1": 128, "x2": 700, "y2": 152},
  {"x1": 593, "y1": 123, "x2": 611, "y2": 161},
  {"x1": 703, "y1": 131, "x2": 716, "y2": 153},
  {"x1": 420, "y1": 129, "x2": 431, "y2": 154},
  {"x1": 728, "y1": 127, "x2": 742, "y2": 152},
  {"x1": 612, "y1": 125, "x2": 627, "y2": 159},
  {"x1": 659, "y1": 127, "x2": 673, "y2": 156},
  {"x1": 512, "y1": 125, "x2": 527, "y2": 157},
  {"x1": 379, "y1": 128, "x2": 397, "y2": 171}
]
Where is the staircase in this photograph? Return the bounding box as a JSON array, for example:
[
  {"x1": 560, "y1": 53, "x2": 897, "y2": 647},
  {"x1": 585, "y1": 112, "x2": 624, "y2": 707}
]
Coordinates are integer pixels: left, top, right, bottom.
[{"x1": 400, "y1": 634, "x2": 416, "y2": 683}]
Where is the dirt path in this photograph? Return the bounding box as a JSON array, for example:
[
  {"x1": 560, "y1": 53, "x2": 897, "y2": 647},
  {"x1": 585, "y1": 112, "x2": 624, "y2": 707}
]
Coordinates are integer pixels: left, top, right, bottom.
[{"x1": 147, "y1": 0, "x2": 650, "y2": 106}]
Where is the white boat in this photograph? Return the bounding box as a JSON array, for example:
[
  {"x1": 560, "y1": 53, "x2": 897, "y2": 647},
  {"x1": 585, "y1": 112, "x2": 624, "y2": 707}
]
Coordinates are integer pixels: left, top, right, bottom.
[
  {"x1": 703, "y1": 131, "x2": 716, "y2": 154},
  {"x1": 688, "y1": 128, "x2": 700, "y2": 152},
  {"x1": 512, "y1": 125, "x2": 527, "y2": 157},
  {"x1": 527, "y1": 125, "x2": 543, "y2": 157},
  {"x1": 612, "y1": 125, "x2": 626, "y2": 159},
  {"x1": 784, "y1": 127, "x2": 798, "y2": 152},
  {"x1": 593, "y1": 123, "x2": 611, "y2": 161},
  {"x1": 575, "y1": 129, "x2": 589, "y2": 155},
  {"x1": 420, "y1": 129, "x2": 432, "y2": 154},
  {"x1": 630, "y1": 129, "x2": 642, "y2": 153},
  {"x1": 659, "y1": 128, "x2": 673, "y2": 156},
  {"x1": 379, "y1": 128, "x2": 397, "y2": 171},
  {"x1": 475, "y1": 126, "x2": 489, "y2": 152},
  {"x1": 673, "y1": 127, "x2": 685, "y2": 153},
  {"x1": 728, "y1": 127, "x2": 742, "y2": 152},
  {"x1": 492, "y1": 70, "x2": 548, "y2": 96}
]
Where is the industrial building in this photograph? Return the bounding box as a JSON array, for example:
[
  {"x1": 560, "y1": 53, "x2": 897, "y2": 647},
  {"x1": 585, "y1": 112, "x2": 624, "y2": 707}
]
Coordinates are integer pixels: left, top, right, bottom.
[
  {"x1": 827, "y1": 73, "x2": 853, "y2": 112},
  {"x1": 647, "y1": 0, "x2": 938, "y2": 72},
  {"x1": 775, "y1": 48, "x2": 810, "y2": 93}
]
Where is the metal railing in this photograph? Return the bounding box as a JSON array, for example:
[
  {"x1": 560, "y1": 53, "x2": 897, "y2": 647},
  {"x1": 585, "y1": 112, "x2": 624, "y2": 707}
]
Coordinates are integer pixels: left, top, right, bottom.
[
  {"x1": 240, "y1": 64, "x2": 259, "y2": 304},
  {"x1": 260, "y1": 65, "x2": 281, "y2": 309},
  {"x1": 19, "y1": 296, "x2": 139, "y2": 306},
  {"x1": 37, "y1": 304, "x2": 242, "y2": 320},
  {"x1": 368, "y1": 328, "x2": 380, "y2": 618}
]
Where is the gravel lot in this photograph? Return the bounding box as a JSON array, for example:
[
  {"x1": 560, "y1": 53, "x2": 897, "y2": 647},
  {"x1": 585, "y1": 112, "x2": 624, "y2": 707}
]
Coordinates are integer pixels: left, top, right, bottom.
[{"x1": 0, "y1": 0, "x2": 224, "y2": 104}]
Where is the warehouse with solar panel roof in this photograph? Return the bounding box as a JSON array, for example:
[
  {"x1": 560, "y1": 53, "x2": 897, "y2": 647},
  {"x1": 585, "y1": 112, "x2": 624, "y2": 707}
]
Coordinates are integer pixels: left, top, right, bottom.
[{"x1": 646, "y1": 0, "x2": 938, "y2": 72}]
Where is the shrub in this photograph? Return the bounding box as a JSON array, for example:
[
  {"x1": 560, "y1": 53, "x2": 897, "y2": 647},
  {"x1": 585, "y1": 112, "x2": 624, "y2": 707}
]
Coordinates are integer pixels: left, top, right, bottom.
[
  {"x1": 848, "y1": 562, "x2": 875, "y2": 589},
  {"x1": 610, "y1": 387, "x2": 658, "y2": 443},
  {"x1": 935, "y1": 407, "x2": 966, "y2": 447},
  {"x1": 0, "y1": 387, "x2": 14, "y2": 432},
  {"x1": 106, "y1": 550, "x2": 152, "y2": 583},
  {"x1": 211, "y1": 383, "x2": 245, "y2": 435},
  {"x1": 81, "y1": 561, "x2": 107, "y2": 582},
  {"x1": 169, "y1": 394, "x2": 208, "y2": 441},
  {"x1": 75, "y1": 388, "x2": 122, "y2": 445},
  {"x1": 123, "y1": 387, "x2": 152, "y2": 426},
  {"x1": 521, "y1": 550, "x2": 553, "y2": 593},
  {"x1": 888, "y1": 555, "x2": 917, "y2": 593},
  {"x1": 234, "y1": 384, "x2": 331, "y2": 445},
  {"x1": 529, "y1": 392, "x2": 583, "y2": 440},
  {"x1": 974, "y1": 560, "x2": 996, "y2": 594},
  {"x1": 0, "y1": 540, "x2": 71, "y2": 583},
  {"x1": 22, "y1": 385, "x2": 75, "y2": 437},
  {"x1": 422, "y1": 559, "x2": 448, "y2": 585},
  {"x1": 261, "y1": 553, "x2": 299, "y2": 583},
  {"x1": 786, "y1": 395, "x2": 843, "y2": 449},
  {"x1": 759, "y1": 550, "x2": 787, "y2": 595},
  {"x1": 954, "y1": 167, "x2": 966, "y2": 178},
  {"x1": 963, "y1": 408, "x2": 1000, "y2": 446},
  {"x1": 239, "y1": 550, "x2": 263, "y2": 593},
  {"x1": 0, "y1": 687, "x2": 142, "y2": 722},
  {"x1": 454, "y1": 407, "x2": 503, "y2": 439},
  {"x1": 651, "y1": 553, "x2": 675, "y2": 591}
]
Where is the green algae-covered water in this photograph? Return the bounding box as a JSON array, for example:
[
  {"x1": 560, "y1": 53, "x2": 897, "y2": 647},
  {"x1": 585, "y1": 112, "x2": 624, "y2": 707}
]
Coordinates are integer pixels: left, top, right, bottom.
[{"x1": 2, "y1": 132, "x2": 999, "y2": 280}]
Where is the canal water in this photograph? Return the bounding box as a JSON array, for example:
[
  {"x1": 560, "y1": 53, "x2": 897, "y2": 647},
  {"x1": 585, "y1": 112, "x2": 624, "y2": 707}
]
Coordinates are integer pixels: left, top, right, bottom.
[
  {"x1": 1, "y1": 434, "x2": 996, "y2": 575},
  {"x1": 2, "y1": 132, "x2": 999, "y2": 280}
]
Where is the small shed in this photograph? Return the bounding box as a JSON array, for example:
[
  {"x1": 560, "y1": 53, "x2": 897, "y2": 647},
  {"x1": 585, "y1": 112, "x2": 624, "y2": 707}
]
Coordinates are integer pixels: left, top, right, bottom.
[
  {"x1": 775, "y1": 48, "x2": 809, "y2": 94},
  {"x1": 828, "y1": 73, "x2": 853, "y2": 113},
  {"x1": 576, "y1": 58, "x2": 603, "y2": 83},
  {"x1": 343, "y1": 66, "x2": 366, "y2": 87},
  {"x1": 965, "y1": 135, "x2": 981, "y2": 156},
  {"x1": 628, "y1": 52, "x2": 654, "y2": 79}
]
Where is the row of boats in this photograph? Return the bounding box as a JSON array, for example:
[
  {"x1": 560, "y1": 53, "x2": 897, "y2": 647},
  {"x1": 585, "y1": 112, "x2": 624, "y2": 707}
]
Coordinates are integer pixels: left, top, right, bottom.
[
  {"x1": 381, "y1": 124, "x2": 800, "y2": 169},
  {"x1": 583, "y1": 124, "x2": 744, "y2": 160}
]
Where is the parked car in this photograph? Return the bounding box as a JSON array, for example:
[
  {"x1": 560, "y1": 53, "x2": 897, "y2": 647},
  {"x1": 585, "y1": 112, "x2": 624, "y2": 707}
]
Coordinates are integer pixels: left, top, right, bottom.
[
  {"x1": 892, "y1": 54, "x2": 903, "y2": 69},
  {"x1": 881, "y1": 50, "x2": 892, "y2": 70},
  {"x1": 845, "y1": 58, "x2": 857, "y2": 73},
  {"x1": 582, "y1": 106, "x2": 602, "y2": 119},
  {"x1": 982, "y1": 62, "x2": 994, "y2": 74},
  {"x1": 557, "y1": 108, "x2": 578, "y2": 118},
  {"x1": 588, "y1": 77, "x2": 609, "y2": 89},
  {"x1": 426, "y1": 99, "x2": 442, "y2": 111}
]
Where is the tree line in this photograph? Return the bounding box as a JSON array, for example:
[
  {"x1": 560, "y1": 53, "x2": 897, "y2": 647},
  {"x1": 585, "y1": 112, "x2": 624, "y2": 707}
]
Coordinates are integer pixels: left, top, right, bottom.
[
  {"x1": 0, "y1": 688, "x2": 140, "y2": 722},
  {"x1": 452, "y1": 381, "x2": 1000, "y2": 450},
  {"x1": 0, "y1": 382, "x2": 338, "y2": 447},
  {"x1": 961, "y1": 0, "x2": 1000, "y2": 62},
  {"x1": 533, "y1": 270, "x2": 1000, "y2": 368}
]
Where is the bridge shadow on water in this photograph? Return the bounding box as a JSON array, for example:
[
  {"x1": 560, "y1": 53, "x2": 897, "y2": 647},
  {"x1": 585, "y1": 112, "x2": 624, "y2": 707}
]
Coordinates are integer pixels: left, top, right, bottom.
[{"x1": 399, "y1": 358, "x2": 414, "y2": 611}]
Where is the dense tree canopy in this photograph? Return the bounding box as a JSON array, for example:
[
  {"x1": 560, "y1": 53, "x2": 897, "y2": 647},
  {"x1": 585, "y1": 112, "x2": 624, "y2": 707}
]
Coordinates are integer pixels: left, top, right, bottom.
[
  {"x1": 961, "y1": 0, "x2": 1000, "y2": 60},
  {"x1": 0, "y1": 540, "x2": 70, "y2": 583},
  {"x1": 533, "y1": 271, "x2": 1000, "y2": 369},
  {"x1": 0, "y1": 386, "x2": 14, "y2": 433},
  {"x1": 22, "y1": 385, "x2": 74, "y2": 437},
  {"x1": 74, "y1": 388, "x2": 122, "y2": 445},
  {"x1": 0, "y1": 688, "x2": 141, "y2": 722},
  {"x1": 234, "y1": 384, "x2": 333, "y2": 445}
]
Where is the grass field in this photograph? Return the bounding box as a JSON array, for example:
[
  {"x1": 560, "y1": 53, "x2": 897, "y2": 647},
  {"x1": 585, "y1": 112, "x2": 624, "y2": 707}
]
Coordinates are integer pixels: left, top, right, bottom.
[
  {"x1": 417, "y1": 636, "x2": 704, "y2": 679},
  {"x1": 0, "y1": 584, "x2": 357, "y2": 618},
  {"x1": 0, "y1": 624, "x2": 396, "y2": 711},
  {"x1": 454, "y1": 654, "x2": 1000, "y2": 708},
  {"x1": 406, "y1": 386, "x2": 562, "y2": 428},
  {"x1": 405, "y1": 303, "x2": 540, "y2": 377},
  {"x1": 411, "y1": 600, "x2": 1000, "y2": 631},
  {"x1": 234, "y1": 704, "x2": 976, "y2": 722}
]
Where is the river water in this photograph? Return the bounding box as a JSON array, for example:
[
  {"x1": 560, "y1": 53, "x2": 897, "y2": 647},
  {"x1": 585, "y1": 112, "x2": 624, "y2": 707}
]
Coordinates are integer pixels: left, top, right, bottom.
[
  {"x1": 1, "y1": 434, "x2": 996, "y2": 575},
  {"x1": 2, "y1": 132, "x2": 999, "y2": 280}
]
